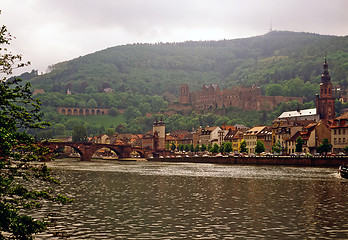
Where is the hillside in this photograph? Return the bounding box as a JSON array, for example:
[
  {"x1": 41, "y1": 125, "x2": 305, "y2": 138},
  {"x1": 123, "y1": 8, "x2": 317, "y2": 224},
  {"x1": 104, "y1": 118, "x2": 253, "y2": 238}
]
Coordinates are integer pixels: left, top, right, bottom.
[
  {"x1": 19, "y1": 31, "x2": 348, "y2": 138},
  {"x1": 27, "y1": 31, "x2": 348, "y2": 99}
]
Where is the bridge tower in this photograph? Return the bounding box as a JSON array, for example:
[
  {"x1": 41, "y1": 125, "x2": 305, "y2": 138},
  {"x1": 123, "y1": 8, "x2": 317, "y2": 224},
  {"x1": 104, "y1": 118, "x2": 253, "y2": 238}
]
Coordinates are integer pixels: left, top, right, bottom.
[{"x1": 153, "y1": 117, "x2": 165, "y2": 150}]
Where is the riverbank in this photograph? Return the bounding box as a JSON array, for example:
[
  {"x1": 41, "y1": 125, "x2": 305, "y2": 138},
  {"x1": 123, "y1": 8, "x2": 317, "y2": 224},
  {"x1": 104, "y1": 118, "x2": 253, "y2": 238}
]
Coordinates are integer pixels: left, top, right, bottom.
[{"x1": 148, "y1": 155, "x2": 348, "y2": 167}]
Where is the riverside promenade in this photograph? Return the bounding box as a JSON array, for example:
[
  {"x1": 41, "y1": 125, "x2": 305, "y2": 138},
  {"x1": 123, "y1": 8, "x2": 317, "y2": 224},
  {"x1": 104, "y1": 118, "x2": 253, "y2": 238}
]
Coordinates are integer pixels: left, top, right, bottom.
[{"x1": 148, "y1": 155, "x2": 348, "y2": 167}]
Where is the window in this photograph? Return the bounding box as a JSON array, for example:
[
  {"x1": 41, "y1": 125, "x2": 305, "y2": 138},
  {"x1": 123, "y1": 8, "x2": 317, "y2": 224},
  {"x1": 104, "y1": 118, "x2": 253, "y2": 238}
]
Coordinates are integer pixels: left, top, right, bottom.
[
  {"x1": 334, "y1": 129, "x2": 337, "y2": 135},
  {"x1": 334, "y1": 138, "x2": 337, "y2": 144},
  {"x1": 339, "y1": 129, "x2": 341, "y2": 135},
  {"x1": 343, "y1": 129, "x2": 346, "y2": 135},
  {"x1": 338, "y1": 138, "x2": 341, "y2": 143},
  {"x1": 343, "y1": 138, "x2": 346, "y2": 143}
]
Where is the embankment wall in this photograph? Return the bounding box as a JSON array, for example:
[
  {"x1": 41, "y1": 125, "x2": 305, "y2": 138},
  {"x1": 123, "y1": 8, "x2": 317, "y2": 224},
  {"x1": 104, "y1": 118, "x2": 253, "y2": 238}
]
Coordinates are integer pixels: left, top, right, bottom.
[{"x1": 149, "y1": 156, "x2": 347, "y2": 167}]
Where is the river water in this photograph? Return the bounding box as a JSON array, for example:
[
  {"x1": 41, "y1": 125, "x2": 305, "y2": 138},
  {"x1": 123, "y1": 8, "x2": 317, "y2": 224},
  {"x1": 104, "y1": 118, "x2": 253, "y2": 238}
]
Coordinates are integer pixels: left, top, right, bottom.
[{"x1": 34, "y1": 159, "x2": 347, "y2": 239}]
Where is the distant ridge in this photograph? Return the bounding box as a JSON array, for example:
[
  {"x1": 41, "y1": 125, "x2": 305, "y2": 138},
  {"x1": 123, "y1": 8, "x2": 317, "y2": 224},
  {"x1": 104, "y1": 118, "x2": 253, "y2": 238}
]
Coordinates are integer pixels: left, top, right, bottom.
[{"x1": 25, "y1": 31, "x2": 348, "y2": 100}]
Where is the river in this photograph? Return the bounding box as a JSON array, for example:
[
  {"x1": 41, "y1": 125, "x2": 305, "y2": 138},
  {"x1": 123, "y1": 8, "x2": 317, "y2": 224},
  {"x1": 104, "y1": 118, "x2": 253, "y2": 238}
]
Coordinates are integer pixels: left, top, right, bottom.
[{"x1": 33, "y1": 158, "x2": 347, "y2": 239}]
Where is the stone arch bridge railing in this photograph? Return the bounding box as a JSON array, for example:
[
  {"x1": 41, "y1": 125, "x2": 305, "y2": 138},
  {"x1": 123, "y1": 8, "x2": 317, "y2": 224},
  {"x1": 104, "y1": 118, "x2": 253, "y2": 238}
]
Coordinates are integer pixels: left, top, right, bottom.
[
  {"x1": 40, "y1": 142, "x2": 152, "y2": 161},
  {"x1": 57, "y1": 107, "x2": 109, "y2": 116}
]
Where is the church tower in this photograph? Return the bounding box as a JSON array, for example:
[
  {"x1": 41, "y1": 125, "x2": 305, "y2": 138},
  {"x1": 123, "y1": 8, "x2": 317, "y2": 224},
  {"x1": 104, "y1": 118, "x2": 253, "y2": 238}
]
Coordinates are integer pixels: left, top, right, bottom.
[{"x1": 316, "y1": 58, "x2": 335, "y2": 121}]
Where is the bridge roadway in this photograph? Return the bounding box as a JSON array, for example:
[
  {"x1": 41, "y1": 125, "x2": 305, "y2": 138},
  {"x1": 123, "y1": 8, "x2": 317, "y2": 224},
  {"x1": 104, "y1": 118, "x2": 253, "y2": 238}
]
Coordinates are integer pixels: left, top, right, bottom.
[{"x1": 40, "y1": 141, "x2": 151, "y2": 161}]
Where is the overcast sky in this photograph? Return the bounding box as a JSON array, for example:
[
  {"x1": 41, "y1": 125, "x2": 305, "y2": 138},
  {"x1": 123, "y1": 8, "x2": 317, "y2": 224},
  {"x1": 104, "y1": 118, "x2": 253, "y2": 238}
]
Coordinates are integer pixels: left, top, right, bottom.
[{"x1": 1, "y1": 0, "x2": 348, "y2": 75}]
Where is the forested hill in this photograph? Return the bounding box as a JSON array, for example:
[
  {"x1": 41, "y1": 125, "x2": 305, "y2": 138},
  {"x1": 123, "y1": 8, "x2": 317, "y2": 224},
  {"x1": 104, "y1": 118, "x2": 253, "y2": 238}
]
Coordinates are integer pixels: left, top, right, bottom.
[{"x1": 28, "y1": 31, "x2": 348, "y2": 99}]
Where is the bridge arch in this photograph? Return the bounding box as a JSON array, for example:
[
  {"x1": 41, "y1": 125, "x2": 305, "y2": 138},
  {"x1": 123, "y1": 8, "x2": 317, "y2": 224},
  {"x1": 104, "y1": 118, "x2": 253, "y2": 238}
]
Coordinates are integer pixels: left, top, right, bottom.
[{"x1": 91, "y1": 146, "x2": 122, "y2": 159}]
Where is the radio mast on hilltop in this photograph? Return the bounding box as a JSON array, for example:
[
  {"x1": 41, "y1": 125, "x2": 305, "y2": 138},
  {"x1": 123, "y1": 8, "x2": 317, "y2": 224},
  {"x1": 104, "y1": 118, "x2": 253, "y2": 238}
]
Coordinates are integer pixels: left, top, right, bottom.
[{"x1": 269, "y1": 18, "x2": 273, "y2": 32}]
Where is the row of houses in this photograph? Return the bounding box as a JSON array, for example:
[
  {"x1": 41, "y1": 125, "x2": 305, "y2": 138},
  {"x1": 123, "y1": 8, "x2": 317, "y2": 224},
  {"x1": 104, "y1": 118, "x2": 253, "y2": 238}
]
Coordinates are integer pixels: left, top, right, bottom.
[
  {"x1": 139, "y1": 110, "x2": 347, "y2": 154},
  {"x1": 89, "y1": 110, "x2": 348, "y2": 155}
]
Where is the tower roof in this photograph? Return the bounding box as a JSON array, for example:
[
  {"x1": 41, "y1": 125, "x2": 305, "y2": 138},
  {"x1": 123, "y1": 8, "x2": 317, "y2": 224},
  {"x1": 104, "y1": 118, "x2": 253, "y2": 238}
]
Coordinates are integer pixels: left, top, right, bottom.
[{"x1": 321, "y1": 58, "x2": 331, "y2": 83}]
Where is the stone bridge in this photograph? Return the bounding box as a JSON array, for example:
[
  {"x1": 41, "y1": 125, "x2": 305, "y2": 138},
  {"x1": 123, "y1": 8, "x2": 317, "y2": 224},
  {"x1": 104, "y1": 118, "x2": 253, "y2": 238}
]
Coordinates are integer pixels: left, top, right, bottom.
[{"x1": 40, "y1": 141, "x2": 152, "y2": 161}]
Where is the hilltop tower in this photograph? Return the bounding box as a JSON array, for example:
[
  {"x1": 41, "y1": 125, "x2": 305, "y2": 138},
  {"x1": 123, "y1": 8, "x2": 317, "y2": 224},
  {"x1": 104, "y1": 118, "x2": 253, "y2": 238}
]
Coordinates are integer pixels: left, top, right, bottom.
[
  {"x1": 179, "y1": 84, "x2": 190, "y2": 104},
  {"x1": 153, "y1": 117, "x2": 166, "y2": 150},
  {"x1": 316, "y1": 58, "x2": 335, "y2": 121}
]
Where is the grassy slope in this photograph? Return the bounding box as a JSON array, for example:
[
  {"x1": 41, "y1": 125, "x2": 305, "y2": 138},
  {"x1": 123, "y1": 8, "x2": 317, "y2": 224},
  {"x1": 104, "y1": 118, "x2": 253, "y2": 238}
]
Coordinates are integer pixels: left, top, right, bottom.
[{"x1": 65, "y1": 114, "x2": 126, "y2": 129}]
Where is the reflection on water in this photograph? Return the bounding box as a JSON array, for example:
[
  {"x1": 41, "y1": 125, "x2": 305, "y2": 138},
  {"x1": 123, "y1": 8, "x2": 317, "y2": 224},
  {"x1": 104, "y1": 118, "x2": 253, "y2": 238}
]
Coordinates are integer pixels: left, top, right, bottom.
[{"x1": 34, "y1": 159, "x2": 348, "y2": 239}]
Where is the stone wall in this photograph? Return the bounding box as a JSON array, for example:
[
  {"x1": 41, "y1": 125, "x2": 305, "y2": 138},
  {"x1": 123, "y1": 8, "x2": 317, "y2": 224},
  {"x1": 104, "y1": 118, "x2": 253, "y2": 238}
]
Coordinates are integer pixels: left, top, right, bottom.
[{"x1": 57, "y1": 107, "x2": 109, "y2": 116}]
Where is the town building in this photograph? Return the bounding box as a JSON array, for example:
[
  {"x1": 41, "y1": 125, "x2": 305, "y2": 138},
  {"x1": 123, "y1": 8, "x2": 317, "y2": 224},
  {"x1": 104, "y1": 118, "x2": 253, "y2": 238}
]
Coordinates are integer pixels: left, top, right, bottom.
[
  {"x1": 277, "y1": 108, "x2": 319, "y2": 122},
  {"x1": 243, "y1": 126, "x2": 267, "y2": 154},
  {"x1": 272, "y1": 119, "x2": 315, "y2": 153},
  {"x1": 331, "y1": 112, "x2": 348, "y2": 153},
  {"x1": 300, "y1": 122, "x2": 331, "y2": 154},
  {"x1": 257, "y1": 126, "x2": 273, "y2": 153},
  {"x1": 199, "y1": 126, "x2": 222, "y2": 146}
]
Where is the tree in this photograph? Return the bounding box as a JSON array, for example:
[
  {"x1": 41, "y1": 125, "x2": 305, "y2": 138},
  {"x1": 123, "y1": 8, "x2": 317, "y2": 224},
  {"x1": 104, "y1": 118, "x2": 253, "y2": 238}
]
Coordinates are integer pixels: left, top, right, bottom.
[
  {"x1": 178, "y1": 144, "x2": 184, "y2": 152},
  {"x1": 194, "y1": 144, "x2": 200, "y2": 153},
  {"x1": 295, "y1": 137, "x2": 303, "y2": 153},
  {"x1": 85, "y1": 86, "x2": 97, "y2": 94},
  {"x1": 0, "y1": 22, "x2": 71, "y2": 239},
  {"x1": 210, "y1": 143, "x2": 220, "y2": 154},
  {"x1": 106, "y1": 128, "x2": 115, "y2": 136},
  {"x1": 124, "y1": 106, "x2": 142, "y2": 121},
  {"x1": 87, "y1": 98, "x2": 98, "y2": 108},
  {"x1": 171, "y1": 142, "x2": 176, "y2": 151},
  {"x1": 224, "y1": 142, "x2": 233, "y2": 153},
  {"x1": 317, "y1": 138, "x2": 332, "y2": 156},
  {"x1": 219, "y1": 142, "x2": 226, "y2": 153},
  {"x1": 255, "y1": 140, "x2": 265, "y2": 154},
  {"x1": 344, "y1": 145, "x2": 348, "y2": 154},
  {"x1": 53, "y1": 123, "x2": 66, "y2": 137},
  {"x1": 207, "y1": 143, "x2": 212, "y2": 152},
  {"x1": 72, "y1": 125, "x2": 88, "y2": 142},
  {"x1": 200, "y1": 144, "x2": 207, "y2": 152},
  {"x1": 272, "y1": 141, "x2": 282, "y2": 154},
  {"x1": 108, "y1": 107, "x2": 118, "y2": 116},
  {"x1": 239, "y1": 140, "x2": 248, "y2": 153}
]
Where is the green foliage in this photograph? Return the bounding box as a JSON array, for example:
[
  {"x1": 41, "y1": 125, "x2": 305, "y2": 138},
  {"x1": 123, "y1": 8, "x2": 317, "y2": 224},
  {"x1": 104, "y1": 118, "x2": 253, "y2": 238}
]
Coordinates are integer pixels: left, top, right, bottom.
[
  {"x1": 72, "y1": 125, "x2": 88, "y2": 142},
  {"x1": 272, "y1": 141, "x2": 282, "y2": 153},
  {"x1": 87, "y1": 98, "x2": 98, "y2": 108},
  {"x1": 207, "y1": 143, "x2": 212, "y2": 152},
  {"x1": 224, "y1": 142, "x2": 233, "y2": 153},
  {"x1": 108, "y1": 107, "x2": 118, "y2": 116},
  {"x1": 178, "y1": 144, "x2": 184, "y2": 152},
  {"x1": 171, "y1": 142, "x2": 176, "y2": 151},
  {"x1": 194, "y1": 144, "x2": 200, "y2": 153},
  {"x1": 255, "y1": 140, "x2": 265, "y2": 154},
  {"x1": 210, "y1": 143, "x2": 220, "y2": 154},
  {"x1": 24, "y1": 31, "x2": 348, "y2": 100},
  {"x1": 344, "y1": 145, "x2": 348, "y2": 154},
  {"x1": 317, "y1": 138, "x2": 332, "y2": 156},
  {"x1": 124, "y1": 106, "x2": 142, "y2": 122},
  {"x1": 200, "y1": 144, "x2": 207, "y2": 152},
  {"x1": 240, "y1": 140, "x2": 248, "y2": 153},
  {"x1": 17, "y1": 31, "x2": 348, "y2": 136},
  {"x1": 0, "y1": 22, "x2": 71, "y2": 238},
  {"x1": 296, "y1": 137, "x2": 303, "y2": 153},
  {"x1": 219, "y1": 142, "x2": 225, "y2": 153}
]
